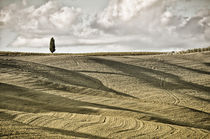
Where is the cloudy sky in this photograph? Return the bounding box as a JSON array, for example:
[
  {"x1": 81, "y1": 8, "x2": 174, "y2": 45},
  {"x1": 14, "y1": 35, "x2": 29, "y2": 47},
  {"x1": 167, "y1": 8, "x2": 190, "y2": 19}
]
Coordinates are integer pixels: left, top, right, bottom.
[{"x1": 0, "y1": 0, "x2": 210, "y2": 53}]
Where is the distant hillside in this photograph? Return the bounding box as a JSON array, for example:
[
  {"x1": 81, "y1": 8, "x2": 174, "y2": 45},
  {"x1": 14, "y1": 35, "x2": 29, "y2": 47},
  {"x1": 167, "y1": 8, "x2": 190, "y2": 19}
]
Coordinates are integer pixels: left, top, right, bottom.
[
  {"x1": 0, "y1": 46, "x2": 209, "y2": 56},
  {"x1": 0, "y1": 51, "x2": 165, "y2": 56},
  {"x1": 175, "y1": 46, "x2": 210, "y2": 54}
]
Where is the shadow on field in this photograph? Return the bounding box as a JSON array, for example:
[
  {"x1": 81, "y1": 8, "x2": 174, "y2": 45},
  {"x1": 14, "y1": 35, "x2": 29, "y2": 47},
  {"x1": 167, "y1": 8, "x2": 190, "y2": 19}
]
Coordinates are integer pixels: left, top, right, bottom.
[
  {"x1": 1, "y1": 82, "x2": 210, "y2": 130},
  {"x1": 0, "y1": 58, "x2": 136, "y2": 99},
  {"x1": 157, "y1": 60, "x2": 210, "y2": 75},
  {"x1": 90, "y1": 57, "x2": 210, "y2": 94},
  {"x1": 74, "y1": 70, "x2": 131, "y2": 77},
  {"x1": 0, "y1": 82, "x2": 98, "y2": 114},
  {"x1": 0, "y1": 82, "x2": 138, "y2": 114},
  {"x1": 0, "y1": 111, "x2": 107, "y2": 138},
  {"x1": 41, "y1": 127, "x2": 108, "y2": 139},
  {"x1": 204, "y1": 62, "x2": 210, "y2": 67}
]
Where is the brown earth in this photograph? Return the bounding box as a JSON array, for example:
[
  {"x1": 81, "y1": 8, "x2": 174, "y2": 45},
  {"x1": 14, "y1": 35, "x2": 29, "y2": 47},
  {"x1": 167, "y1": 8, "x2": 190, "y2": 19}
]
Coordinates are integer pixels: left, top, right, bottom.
[{"x1": 0, "y1": 52, "x2": 210, "y2": 138}]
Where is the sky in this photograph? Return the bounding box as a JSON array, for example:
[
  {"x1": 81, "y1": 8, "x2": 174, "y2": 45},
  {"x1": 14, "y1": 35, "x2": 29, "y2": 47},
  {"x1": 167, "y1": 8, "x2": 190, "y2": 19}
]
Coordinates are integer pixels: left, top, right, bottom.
[{"x1": 0, "y1": 0, "x2": 210, "y2": 53}]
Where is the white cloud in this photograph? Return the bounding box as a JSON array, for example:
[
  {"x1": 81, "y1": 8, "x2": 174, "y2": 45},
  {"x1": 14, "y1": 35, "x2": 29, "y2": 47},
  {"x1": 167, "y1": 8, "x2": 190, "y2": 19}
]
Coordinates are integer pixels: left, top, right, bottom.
[
  {"x1": 95, "y1": 0, "x2": 210, "y2": 50},
  {"x1": 49, "y1": 7, "x2": 81, "y2": 29},
  {"x1": 22, "y1": 0, "x2": 27, "y2": 6},
  {"x1": 11, "y1": 36, "x2": 49, "y2": 47},
  {"x1": 0, "y1": 0, "x2": 210, "y2": 53},
  {"x1": 32, "y1": 1, "x2": 58, "y2": 17},
  {"x1": 97, "y1": 0, "x2": 161, "y2": 27},
  {"x1": 0, "y1": 1, "x2": 102, "y2": 50},
  {"x1": 0, "y1": 3, "x2": 17, "y2": 25},
  {"x1": 0, "y1": 1, "x2": 84, "y2": 34}
]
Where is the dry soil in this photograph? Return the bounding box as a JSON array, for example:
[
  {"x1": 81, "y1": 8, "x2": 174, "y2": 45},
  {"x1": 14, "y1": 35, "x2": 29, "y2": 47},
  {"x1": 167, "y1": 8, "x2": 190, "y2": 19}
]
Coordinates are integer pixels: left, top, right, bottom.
[{"x1": 0, "y1": 52, "x2": 210, "y2": 138}]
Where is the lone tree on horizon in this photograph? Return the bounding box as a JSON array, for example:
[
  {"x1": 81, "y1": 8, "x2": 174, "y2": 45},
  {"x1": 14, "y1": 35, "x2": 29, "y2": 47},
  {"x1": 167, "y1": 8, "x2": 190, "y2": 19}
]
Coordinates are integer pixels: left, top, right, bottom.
[{"x1": 49, "y1": 37, "x2": 55, "y2": 53}]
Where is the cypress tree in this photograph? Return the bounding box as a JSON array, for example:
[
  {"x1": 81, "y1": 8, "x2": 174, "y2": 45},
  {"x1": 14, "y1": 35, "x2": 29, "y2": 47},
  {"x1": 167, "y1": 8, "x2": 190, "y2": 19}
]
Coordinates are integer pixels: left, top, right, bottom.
[{"x1": 49, "y1": 37, "x2": 55, "y2": 53}]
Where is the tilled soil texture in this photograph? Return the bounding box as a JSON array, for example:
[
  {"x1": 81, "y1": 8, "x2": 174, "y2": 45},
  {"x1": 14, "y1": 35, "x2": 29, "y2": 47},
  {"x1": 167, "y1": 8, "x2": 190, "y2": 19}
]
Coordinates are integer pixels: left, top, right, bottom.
[{"x1": 0, "y1": 52, "x2": 210, "y2": 138}]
